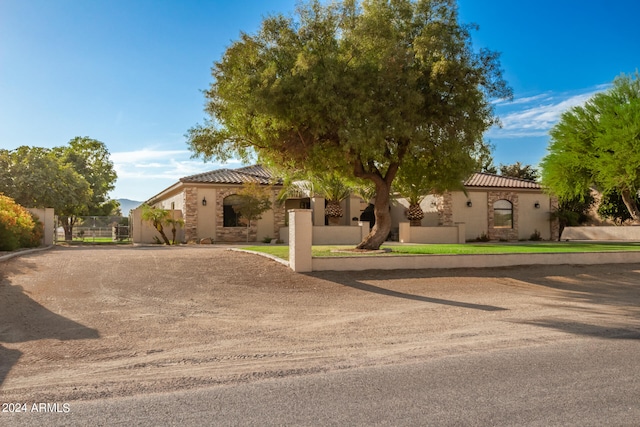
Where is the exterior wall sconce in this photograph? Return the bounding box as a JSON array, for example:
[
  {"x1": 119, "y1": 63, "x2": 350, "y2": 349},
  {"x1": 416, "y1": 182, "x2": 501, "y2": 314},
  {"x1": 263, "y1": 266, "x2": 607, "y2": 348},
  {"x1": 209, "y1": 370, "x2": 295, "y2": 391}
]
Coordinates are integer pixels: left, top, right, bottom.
[
  {"x1": 534, "y1": 202, "x2": 540, "y2": 209},
  {"x1": 202, "y1": 197, "x2": 207, "y2": 206},
  {"x1": 466, "y1": 200, "x2": 472, "y2": 207}
]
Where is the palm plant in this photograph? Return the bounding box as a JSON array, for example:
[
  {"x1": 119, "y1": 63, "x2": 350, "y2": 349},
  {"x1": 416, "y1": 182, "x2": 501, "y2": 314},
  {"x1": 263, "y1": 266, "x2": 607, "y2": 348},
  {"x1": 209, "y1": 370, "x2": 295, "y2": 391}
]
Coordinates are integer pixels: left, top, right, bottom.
[
  {"x1": 165, "y1": 217, "x2": 185, "y2": 245},
  {"x1": 277, "y1": 173, "x2": 353, "y2": 224},
  {"x1": 315, "y1": 175, "x2": 351, "y2": 222},
  {"x1": 140, "y1": 204, "x2": 171, "y2": 244}
]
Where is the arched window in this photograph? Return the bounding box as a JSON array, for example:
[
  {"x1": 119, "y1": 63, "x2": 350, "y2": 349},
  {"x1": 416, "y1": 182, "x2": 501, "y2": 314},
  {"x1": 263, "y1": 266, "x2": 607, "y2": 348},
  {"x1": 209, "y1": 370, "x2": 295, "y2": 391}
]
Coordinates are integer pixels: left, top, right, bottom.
[
  {"x1": 223, "y1": 195, "x2": 246, "y2": 227},
  {"x1": 493, "y1": 199, "x2": 513, "y2": 228}
]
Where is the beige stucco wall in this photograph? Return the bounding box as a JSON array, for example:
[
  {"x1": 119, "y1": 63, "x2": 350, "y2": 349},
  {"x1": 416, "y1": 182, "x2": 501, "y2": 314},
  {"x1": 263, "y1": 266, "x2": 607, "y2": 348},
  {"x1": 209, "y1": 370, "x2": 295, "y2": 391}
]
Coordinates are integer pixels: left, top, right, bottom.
[
  {"x1": 154, "y1": 192, "x2": 184, "y2": 211},
  {"x1": 517, "y1": 192, "x2": 552, "y2": 240},
  {"x1": 563, "y1": 226, "x2": 640, "y2": 241},
  {"x1": 27, "y1": 207, "x2": 55, "y2": 246},
  {"x1": 392, "y1": 196, "x2": 440, "y2": 228},
  {"x1": 450, "y1": 191, "x2": 488, "y2": 241},
  {"x1": 196, "y1": 187, "x2": 217, "y2": 241},
  {"x1": 311, "y1": 251, "x2": 640, "y2": 272},
  {"x1": 280, "y1": 223, "x2": 369, "y2": 245},
  {"x1": 131, "y1": 208, "x2": 184, "y2": 244}
]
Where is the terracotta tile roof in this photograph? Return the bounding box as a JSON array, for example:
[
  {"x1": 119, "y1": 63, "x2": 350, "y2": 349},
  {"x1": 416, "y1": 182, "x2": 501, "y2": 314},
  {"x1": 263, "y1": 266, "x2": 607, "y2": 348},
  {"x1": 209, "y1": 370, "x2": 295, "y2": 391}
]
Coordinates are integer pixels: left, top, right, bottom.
[
  {"x1": 180, "y1": 164, "x2": 282, "y2": 185},
  {"x1": 464, "y1": 172, "x2": 541, "y2": 189}
]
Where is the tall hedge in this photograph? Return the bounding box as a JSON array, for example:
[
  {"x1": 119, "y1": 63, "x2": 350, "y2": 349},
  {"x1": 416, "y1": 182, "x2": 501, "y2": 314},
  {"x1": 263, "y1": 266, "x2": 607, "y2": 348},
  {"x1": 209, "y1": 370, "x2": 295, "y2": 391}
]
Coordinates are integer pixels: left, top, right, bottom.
[{"x1": 0, "y1": 194, "x2": 43, "y2": 251}]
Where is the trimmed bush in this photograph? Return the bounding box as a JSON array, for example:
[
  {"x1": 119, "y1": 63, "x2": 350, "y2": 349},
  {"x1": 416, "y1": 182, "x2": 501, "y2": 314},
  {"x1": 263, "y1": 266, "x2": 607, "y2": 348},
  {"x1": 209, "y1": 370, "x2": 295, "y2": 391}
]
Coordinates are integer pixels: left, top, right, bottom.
[{"x1": 0, "y1": 194, "x2": 43, "y2": 251}]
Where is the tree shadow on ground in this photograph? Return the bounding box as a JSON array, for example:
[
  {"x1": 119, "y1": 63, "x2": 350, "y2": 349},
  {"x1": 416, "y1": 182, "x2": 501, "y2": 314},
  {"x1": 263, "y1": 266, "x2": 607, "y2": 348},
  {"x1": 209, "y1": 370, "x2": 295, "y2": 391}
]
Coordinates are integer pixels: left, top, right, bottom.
[
  {"x1": 308, "y1": 270, "x2": 507, "y2": 312},
  {"x1": 308, "y1": 263, "x2": 640, "y2": 336},
  {"x1": 516, "y1": 319, "x2": 640, "y2": 340},
  {"x1": 0, "y1": 259, "x2": 99, "y2": 387}
]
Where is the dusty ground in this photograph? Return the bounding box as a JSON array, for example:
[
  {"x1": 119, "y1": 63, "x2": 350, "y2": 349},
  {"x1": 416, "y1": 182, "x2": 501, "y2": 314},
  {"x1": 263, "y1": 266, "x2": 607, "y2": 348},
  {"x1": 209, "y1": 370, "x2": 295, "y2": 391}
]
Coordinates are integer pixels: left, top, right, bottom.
[{"x1": 1, "y1": 246, "x2": 640, "y2": 402}]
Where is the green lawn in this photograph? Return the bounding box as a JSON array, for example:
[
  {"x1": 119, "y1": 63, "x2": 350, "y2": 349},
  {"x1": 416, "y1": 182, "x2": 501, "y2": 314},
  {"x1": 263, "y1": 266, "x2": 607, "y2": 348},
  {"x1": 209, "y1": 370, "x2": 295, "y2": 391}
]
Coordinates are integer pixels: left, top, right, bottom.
[{"x1": 244, "y1": 242, "x2": 640, "y2": 261}]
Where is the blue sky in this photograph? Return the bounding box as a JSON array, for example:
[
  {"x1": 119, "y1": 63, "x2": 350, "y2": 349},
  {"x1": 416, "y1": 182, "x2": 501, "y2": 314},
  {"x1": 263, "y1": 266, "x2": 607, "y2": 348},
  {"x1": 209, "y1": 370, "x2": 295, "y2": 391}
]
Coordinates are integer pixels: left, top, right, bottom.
[{"x1": 1, "y1": 0, "x2": 639, "y2": 201}]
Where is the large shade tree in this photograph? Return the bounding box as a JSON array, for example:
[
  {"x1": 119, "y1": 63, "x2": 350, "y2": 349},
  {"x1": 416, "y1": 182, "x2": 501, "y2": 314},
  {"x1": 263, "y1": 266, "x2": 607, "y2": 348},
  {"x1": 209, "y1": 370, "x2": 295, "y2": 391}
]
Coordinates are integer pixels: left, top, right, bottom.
[
  {"x1": 0, "y1": 146, "x2": 92, "y2": 215},
  {"x1": 541, "y1": 72, "x2": 640, "y2": 223},
  {"x1": 187, "y1": 0, "x2": 511, "y2": 249},
  {"x1": 0, "y1": 137, "x2": 118, "y2": 240}
]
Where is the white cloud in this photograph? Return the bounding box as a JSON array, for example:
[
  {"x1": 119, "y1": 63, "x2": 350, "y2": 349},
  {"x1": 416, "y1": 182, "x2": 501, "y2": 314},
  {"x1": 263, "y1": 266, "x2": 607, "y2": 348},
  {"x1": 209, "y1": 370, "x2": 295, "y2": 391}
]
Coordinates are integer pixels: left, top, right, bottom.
[
  {"x1": 489, "y1": 85, "x2": 608, "y2": 139},
  {"x1": 110, "y1": 148, "x2": 244, "y2": 199},
  {"x1": 110, "y1": 149, "x2": 190, "y2": 164}
]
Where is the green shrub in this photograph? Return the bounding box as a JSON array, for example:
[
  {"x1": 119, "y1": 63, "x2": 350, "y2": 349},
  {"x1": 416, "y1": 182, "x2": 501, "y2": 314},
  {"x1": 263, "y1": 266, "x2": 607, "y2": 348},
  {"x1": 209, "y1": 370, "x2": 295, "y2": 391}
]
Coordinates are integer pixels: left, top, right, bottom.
[
  {"x1": 0, "y1": 194, "x2": 43, "y2": 251},
  {"x1": 529, "y1": 229, "x2": 542, "y2": 241}
]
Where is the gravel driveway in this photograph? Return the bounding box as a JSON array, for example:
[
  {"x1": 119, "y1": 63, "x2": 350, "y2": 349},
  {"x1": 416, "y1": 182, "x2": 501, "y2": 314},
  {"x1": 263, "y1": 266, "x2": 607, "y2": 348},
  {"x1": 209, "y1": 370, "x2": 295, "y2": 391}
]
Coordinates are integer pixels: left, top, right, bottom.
[{"x1": 2, "y1": 245, "x2": 640, "y2": 402}]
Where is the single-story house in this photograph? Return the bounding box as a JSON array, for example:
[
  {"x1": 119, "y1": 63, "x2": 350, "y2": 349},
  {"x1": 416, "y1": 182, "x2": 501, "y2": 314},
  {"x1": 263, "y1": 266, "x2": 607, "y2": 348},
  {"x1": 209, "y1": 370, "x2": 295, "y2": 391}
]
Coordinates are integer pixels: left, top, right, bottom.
[{"x1": 131, "y1": 165, "x2": 557, "y2": 244}]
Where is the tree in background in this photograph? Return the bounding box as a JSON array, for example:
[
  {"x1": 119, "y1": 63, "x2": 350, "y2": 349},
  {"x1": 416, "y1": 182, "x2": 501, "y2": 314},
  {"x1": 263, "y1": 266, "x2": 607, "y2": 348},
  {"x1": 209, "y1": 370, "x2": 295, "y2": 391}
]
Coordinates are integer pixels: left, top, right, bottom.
[
  {"x1": 551, "y1": 192, "x2": 595, "y2": 241},
  {"x1": 394, "y1": 149, "x2": 468, "y2": 226},
  {"x1": 187, "y1": 0, "x2": 511, "y2": 249},
  {"x1": 499, "y1": 162, "x2": 539, "y2": 181},
  {"x1": 55, "y1": 137, "x2": 119, "y2": 239},
  {"x1": 0, "y1": 146, "x2": 93, "y2": 236},
  {"x1": 0, "y1": 138, "x2": 118, "y2": 240},
  {"x1": 541, "y1": 72, "x2": 640, "y2": 223},
  {"x1": 597, "y1": 189, "x2": 640, "y2": 225},
  {"x1": 233, "y1": 183, "x2": 273, "y2": 241}
]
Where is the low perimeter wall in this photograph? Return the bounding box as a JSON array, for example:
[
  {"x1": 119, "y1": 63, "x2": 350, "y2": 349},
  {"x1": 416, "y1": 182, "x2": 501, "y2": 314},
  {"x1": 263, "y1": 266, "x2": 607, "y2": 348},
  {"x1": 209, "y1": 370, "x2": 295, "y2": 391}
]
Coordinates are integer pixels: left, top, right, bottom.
[
  {"x1": 563, "y1": 226, "x2": 640, "y2": 241},
  {"x1": 280, "y1": 223, "x2": 369, "y2": 245},
  {"x1": 27, "y1": 207, "x2": 55, "y2": 246},
  {"x1": 311, "y1": 251, "x2": 640, "y2": 271},
  {"x1": 399, "y1": 222, "x2": 465, "y2": 244},
  {"x1": 285, "y1": 210, "x2": 640, "y2": 272}
]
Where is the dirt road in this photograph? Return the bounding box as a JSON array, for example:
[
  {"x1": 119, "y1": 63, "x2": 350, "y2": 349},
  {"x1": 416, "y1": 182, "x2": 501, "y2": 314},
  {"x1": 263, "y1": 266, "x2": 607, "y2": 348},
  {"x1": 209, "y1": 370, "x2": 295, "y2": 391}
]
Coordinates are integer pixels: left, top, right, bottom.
[{"x1": 2, "y1": 246, "x2": 640, "y2": 402}]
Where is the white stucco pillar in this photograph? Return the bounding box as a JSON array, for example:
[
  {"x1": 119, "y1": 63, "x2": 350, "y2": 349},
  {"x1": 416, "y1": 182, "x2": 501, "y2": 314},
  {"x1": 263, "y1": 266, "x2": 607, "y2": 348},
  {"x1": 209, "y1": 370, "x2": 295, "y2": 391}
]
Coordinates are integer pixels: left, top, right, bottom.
[
  {"x1": 289, "y1": 209, "x2": 313, "y2": 273},
  {"x1": 310, "y1": 197, "x2": 325, "y2": 226},
  {"x1": 359, "y1": 221, "x2": 370, "y2": 242},
  {"x1": 399, "y1": 222, "x2": 411, "y2": 243},
  {"x1": 455, "y1": 222, "x2": 466, "y2": 244}
]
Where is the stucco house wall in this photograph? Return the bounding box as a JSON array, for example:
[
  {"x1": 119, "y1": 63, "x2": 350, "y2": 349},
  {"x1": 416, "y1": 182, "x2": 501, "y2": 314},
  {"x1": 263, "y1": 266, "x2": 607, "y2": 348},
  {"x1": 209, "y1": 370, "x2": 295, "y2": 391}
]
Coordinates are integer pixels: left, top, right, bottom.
[
  {"x1": 445, "y1": 173, "x2": 555, "y2": 241},
  {"x1": 136, "y1": 166, "x2": 556, "y2": 244}
]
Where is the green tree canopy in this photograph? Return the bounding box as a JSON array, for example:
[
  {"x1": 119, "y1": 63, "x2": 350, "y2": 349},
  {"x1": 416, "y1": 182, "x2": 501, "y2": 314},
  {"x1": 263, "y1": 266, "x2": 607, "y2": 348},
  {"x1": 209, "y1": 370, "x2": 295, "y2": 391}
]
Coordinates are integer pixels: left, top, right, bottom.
[
  {"x1": 0, "y1": 137, "x2": 119, "y2": 240},
  {"x1": 233, "y1": 183, "x2": 273, "y2": 241},
  {"x1": 56, "y1": 137, "x2": 119, "y2": 216},
  {"x1": 499, "y1": 162, "x2": 539, "y2": 181},
  {"x1": 541, "y1": 71, "x2": 640, "y2": 223},
  {"x1": 0, "y1": 146, "x2": 92, "y2": 214},
  {"x1": 187, "y1": 0, "x2": 511, "y2": 249}
]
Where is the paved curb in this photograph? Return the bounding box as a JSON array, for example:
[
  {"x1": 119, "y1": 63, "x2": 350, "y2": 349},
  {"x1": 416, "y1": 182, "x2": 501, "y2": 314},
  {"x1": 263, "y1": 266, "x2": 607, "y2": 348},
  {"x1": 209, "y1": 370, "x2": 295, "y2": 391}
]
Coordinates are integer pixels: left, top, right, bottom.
[
  {"x1": 0, "y1": 245, "x2": 55, "y2": 263},
  {"x1": 229, "y1": 248, "x2": 290, "y2": 267}
]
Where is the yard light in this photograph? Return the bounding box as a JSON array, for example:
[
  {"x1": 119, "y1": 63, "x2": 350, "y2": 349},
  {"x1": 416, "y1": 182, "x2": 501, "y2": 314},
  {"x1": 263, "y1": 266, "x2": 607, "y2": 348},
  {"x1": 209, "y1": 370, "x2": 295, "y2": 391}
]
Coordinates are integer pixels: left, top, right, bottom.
[
  {"x1": 466, "y1": 200, "x2": 472, "y2": 207},
  {"x1": 202, "y1": 197, "x2": 207, "y2": 206},
  {"x1": 534, "y1": 202, "x2": 540, "y2": 209}
]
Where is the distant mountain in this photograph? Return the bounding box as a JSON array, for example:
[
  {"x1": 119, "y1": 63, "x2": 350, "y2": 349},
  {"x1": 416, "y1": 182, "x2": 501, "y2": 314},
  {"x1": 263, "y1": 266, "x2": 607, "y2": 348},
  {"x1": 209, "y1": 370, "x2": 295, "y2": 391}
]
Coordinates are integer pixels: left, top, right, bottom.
[{"x1": 116, "y1": 199, "x2": 143, "y2": 216}]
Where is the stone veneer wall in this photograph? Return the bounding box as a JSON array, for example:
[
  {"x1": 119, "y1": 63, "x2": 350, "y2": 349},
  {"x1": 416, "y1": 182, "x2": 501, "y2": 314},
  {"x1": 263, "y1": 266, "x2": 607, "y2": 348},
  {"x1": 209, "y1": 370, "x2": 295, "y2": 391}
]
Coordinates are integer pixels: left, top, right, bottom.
[
  {"x1": 184, "y1": 187, "x2": 198, "y2": 242},
  {"x1": 487, "y1": 191, "x2": 518, "y2": 241},
  {"x1": 272, "y1": 188, "x2": 286, "y2": 239},
  {"x1": 216, "y1": 187, "x2": 257, "y2": 242},
  {"x1": 440, "y1": 192, "x2": 454, "y2": 226}
]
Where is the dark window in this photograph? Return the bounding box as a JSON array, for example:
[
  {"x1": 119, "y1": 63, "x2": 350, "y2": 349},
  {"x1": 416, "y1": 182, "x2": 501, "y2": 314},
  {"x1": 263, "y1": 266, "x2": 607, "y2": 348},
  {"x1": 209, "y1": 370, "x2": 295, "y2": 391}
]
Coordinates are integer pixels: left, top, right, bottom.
[
  {"x1": 223, "y1": 195, "x2": 245, "y2": 227},
  {"x1": 493, "y1": 199, "x2": 513, "y2": 228}
]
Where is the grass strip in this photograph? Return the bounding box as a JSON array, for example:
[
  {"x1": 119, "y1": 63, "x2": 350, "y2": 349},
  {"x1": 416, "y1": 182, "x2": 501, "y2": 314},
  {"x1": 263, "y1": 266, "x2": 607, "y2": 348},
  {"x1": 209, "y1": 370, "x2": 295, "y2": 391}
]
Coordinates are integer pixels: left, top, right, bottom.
[{"x1": 244, "y1": 242, "x2": 640, "y2": 261}]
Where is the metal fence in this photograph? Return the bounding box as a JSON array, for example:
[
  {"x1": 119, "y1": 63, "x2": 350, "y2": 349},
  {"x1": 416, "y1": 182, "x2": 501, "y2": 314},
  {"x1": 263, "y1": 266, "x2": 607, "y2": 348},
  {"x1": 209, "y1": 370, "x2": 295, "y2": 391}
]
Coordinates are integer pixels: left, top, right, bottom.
[{"x1": 55, "y1": 216, "x2": 130, "y2": 243}]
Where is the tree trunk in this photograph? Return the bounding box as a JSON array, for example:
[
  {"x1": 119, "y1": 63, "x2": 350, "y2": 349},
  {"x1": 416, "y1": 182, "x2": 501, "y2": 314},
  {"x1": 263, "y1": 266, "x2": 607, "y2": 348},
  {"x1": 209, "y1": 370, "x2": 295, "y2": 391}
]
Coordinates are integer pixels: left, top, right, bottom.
[
  {"x1": 60, "y1": 216, "x2": 76, "y2": 241},
  {"x1": 356, "y1": 180, "x2": 392, "y2": 250},
  {"x1": 154, "y1": 223, "x2": 171, "y2": 245},
  {"x1": 620, "y1": 189, "x2": 640, "y2": 224}
]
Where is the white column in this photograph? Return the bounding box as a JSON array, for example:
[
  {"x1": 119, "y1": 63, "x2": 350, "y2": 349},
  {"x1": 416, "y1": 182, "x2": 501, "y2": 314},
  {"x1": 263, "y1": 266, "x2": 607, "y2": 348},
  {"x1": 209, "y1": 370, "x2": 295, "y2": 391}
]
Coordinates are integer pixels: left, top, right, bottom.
[
  {"x1": 289, "y1": 209, "x2": 313, "y2": 272},
  {"x1": 399, "y1": 222, "x2": 410, "y2": 243}
]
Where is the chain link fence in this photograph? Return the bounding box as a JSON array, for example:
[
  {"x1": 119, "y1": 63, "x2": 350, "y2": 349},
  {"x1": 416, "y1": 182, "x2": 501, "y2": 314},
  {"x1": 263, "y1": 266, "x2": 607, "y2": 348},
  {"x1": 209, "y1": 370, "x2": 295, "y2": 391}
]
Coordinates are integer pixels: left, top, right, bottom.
[{"x1": 55, "y1": 216, "x2": 130, "y2": 243}]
